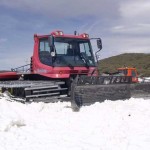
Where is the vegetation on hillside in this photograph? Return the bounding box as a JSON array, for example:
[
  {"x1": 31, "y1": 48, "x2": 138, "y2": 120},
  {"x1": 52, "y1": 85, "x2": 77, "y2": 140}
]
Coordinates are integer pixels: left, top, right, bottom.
[{"x1": 98, "y1": 53, "x2": 150, "y2": 77}]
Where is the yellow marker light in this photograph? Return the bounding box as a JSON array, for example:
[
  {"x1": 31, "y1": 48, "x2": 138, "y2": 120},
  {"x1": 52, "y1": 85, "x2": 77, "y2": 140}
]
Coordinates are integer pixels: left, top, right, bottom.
[
  {"x1": 51, "y1": 30, "x2": 64, "y2": 36},
  {"x1": 59, "y1": 31, "x2": 64, "y2": 36},
  {"x1": 55, "y1": 31, "x2": 64, "y2": 36},
  {"x1": 81, "y1": 33, "x2": 89, "y2": 38}
]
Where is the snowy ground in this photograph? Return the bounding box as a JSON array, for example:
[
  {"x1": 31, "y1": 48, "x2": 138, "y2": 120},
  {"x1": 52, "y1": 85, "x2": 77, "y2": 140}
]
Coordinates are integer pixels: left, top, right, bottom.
[
  {"x1": 0, "y1": 96, "x2": 150, "y2": 150},
  {"x1": 138, "y1": 77, "x2": 150, "y2": 83}
]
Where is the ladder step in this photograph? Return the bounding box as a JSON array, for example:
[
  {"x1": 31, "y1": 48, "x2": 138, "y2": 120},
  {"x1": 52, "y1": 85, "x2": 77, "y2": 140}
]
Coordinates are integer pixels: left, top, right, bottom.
[
  {"x1": 31, "y1": 94, "x2": 68, "y2": 103},
  {"x1": 26, "y1": 92, "x2": 60, "y2": 98},
  {"x1": 25, "y1": 85, "x2": 59, "y2": 91},
  {"x1": 33, "y1": 88, "x2": 68, "y2": 94}
]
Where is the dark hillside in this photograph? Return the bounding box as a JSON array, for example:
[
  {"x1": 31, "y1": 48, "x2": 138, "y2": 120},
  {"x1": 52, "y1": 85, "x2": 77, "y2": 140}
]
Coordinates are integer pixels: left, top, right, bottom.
[{"x1": 98, "y1": 53, "x2": 150, "y2": 77}]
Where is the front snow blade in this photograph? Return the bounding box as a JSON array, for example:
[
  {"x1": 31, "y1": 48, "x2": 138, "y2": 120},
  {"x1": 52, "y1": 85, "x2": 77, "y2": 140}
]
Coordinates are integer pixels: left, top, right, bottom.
[
  {"x1": 71, "y1": 76, "x2": 150, "y2": 110},
  {"x1": 130, "y1": 83, "x2": 150, "y2": 99}
]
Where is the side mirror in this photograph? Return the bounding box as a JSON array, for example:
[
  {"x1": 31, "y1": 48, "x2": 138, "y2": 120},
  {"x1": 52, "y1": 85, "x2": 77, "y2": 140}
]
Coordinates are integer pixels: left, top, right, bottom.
[
  {"x1": 97, "y1": 38, "x2": 102, "y2": 50},
  {"x1": 48, "y1": 35, "x2": 54, "y2": 47}
]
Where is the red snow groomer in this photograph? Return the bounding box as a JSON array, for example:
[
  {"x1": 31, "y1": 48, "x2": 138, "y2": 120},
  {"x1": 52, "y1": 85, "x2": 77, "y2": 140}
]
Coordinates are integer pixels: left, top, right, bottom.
[{"x1": 0, "y1": 30, "x2": 149, "y2": 110}]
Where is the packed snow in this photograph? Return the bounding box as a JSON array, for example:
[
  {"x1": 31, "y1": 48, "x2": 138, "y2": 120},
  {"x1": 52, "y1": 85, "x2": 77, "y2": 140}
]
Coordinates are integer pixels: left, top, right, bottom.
[
  {"x1": 0, "y1": 95, "x2": 150, "y2": 150},
  {"x1": 139, "y1": 77, "x2": 150, "y2": 83}
]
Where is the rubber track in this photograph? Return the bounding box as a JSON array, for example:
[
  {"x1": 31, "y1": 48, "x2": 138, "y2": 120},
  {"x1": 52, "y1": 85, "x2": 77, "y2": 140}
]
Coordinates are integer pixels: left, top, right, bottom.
[{"x1": 0, "y1": 80, "x2": 68, "y2": 102}]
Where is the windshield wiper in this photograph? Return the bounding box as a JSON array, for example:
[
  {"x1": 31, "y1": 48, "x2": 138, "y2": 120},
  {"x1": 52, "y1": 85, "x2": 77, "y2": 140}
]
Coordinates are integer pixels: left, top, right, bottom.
[
  {"x1": 68, "y1": 64, "x2": 74, "y2": 69},
  {"x1": 81, "y1": 58, "x2": 89, "y2": 68},
  {"x1": 80, "y1": 53, "x2": 89, "y2": 68}
]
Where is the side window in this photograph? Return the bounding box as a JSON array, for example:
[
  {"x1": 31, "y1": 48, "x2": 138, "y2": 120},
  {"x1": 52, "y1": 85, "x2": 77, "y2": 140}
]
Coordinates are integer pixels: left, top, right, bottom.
[
  {"x1": 124, "y1": 69, "x2": 128, "y2": 75},
  {"x1": 79, "y1": 43, "x2": 91, "y2": 56},
  {"x1": 80, "y1": 43, "x2": 85, "y2": 53},
  {"x1": 132, "y1": 70, "x2": 136, "y2": 77},
  {"x1": 39, "y1": 40, "x2": 50, "y2": 52},
  {"x1": 39, "y1": 39, "x2": 52, "y2": 65}
]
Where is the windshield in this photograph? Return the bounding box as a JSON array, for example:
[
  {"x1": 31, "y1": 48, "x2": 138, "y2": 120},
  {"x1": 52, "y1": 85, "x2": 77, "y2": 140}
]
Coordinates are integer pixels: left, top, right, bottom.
[
  {"x1": 39, "y1": 37, "x2": 96, "y2": 67},
  {"x1": 118, "y1": 69, "x2": 128, "y2": 75}
]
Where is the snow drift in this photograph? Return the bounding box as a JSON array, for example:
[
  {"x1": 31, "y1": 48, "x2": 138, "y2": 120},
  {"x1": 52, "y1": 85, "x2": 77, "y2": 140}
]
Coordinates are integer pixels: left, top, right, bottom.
[{"x1": 0, "y1": 96, "x2": 150, "y2": 150}]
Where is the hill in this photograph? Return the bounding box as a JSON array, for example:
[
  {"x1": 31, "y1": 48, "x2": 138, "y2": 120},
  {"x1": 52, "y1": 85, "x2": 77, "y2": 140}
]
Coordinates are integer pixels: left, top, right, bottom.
[{"x1": 98, "y1": 53, "x2": 150, "y2": 77}]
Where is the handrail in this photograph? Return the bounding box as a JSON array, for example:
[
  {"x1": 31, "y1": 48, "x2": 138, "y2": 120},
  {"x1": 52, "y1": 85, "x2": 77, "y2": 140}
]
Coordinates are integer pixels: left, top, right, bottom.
[{"x1": 11, "y1": 64, "x2": 30, "y2": 73}]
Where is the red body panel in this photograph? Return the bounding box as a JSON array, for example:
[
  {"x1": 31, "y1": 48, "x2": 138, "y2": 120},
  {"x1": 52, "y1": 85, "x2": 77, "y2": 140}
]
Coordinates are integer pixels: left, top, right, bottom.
[
  {"x1": 34, "y1": 67, "x2": 98, "y2": 79},
  {"x1": 0, "y1": 71, "x2": 20, "y2": 80},
  {"x1": 31, "y1": 31, "x2": 98, "y2": 79}
]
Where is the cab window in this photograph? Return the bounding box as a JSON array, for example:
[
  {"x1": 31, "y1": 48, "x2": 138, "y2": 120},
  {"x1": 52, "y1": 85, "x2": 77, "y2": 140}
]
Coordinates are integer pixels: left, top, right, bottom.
[{"x1": 131, "y1": 70, "x2": 136, "y2": 77}]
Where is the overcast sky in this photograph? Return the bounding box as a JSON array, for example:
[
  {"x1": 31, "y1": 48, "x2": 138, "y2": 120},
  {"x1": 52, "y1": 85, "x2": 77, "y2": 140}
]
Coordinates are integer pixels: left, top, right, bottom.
[{"x1": 0, "y1": 0, "x2": 150, "y2": 69}]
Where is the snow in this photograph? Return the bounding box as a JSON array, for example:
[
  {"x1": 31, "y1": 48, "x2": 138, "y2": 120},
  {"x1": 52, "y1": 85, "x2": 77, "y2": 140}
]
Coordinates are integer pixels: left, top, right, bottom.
[
  {"x1": 0, "y1": 96, "x2": 150, "y2": 150},
  {"x1": 139, "y1": 77, "x2": 150, "y2": 83}
]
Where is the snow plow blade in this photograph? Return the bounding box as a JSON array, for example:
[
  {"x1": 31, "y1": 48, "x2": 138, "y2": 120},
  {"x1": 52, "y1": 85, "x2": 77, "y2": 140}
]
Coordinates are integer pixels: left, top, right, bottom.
[{"x1": 71, "y1": 76, "x2": 150, "y2": 111}]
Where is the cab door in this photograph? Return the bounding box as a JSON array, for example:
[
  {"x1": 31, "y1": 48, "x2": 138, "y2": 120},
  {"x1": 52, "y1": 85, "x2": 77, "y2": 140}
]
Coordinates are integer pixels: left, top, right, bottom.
[{"x1": 131, "y1": 69, "x2": 138, "y2": 83}]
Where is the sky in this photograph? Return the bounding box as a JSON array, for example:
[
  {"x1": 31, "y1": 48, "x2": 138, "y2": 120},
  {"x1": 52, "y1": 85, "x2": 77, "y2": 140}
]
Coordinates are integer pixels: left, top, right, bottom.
[{"x1": 0, "y1": 0, "x2": 150, "y2": 69}]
